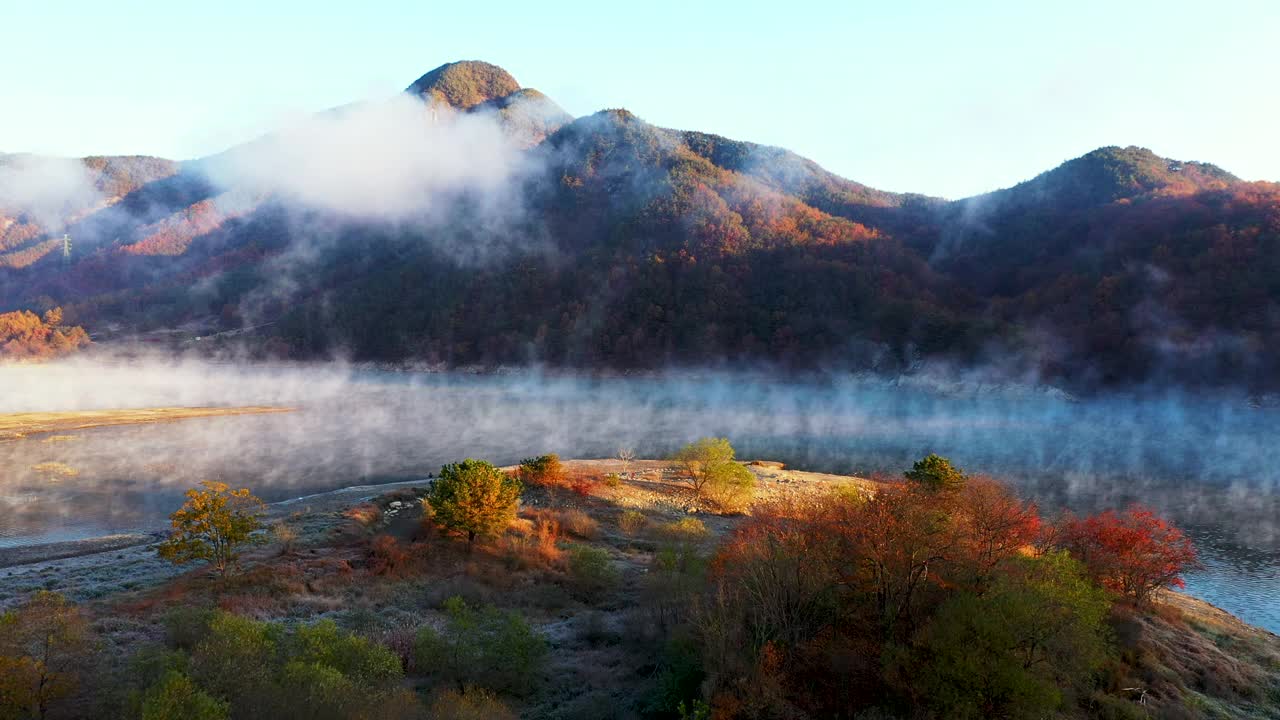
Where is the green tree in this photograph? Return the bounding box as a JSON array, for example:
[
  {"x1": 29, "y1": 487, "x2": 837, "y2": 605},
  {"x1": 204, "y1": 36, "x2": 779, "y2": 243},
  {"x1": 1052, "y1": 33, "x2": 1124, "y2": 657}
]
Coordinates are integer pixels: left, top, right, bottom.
[
  {"x1": 157, "y1": 481, "x2": 265, "y2": 577},
  {"x1": 414, "y1": 596, "x2": 547, "y2": 695},
  {"x1": 904, "y1": 453, "x2": 966, "y2": 493},
  {"x1": 427, "y1": 459, "x2": 522, "y2": 547},
  {"x1": 0, "y1": 592, "x2": 92, "y2": 720},
  {"x1": 140, "y1": 671, "x2": 229, "y2": 720},
  {"x1": 288, "y1": 620, "x2": 402, "y2": 689},
  {"x1": 185, "y1": 611, "x2": 410, "y2": 720},
  {"x1": 892, "y1": 552, "x2": 1111, "y2": 719},
  {"x1": 190, "y1": 612, "x2": 279, "y2": 717},
  {"x1": 673, "y1": 437, "x2": 756, "y2": 511}
]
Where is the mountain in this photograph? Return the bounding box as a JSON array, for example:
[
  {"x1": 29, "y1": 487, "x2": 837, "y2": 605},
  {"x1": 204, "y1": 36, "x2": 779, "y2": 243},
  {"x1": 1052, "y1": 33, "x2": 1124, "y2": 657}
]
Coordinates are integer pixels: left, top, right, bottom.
[
  {"x1": 406, "y1": 60, "x2": 571, "y2": 146},
  {"x1": 0, "y1": 62, "x2": 1277, "y2": 388}
]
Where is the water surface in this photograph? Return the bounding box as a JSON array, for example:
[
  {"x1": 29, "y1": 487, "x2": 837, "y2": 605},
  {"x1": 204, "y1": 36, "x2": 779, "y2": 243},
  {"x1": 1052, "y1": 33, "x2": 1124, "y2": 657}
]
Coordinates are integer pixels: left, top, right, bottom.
[{"x1": 1, "y1": 362, "x2": 1276, "y2": 632}]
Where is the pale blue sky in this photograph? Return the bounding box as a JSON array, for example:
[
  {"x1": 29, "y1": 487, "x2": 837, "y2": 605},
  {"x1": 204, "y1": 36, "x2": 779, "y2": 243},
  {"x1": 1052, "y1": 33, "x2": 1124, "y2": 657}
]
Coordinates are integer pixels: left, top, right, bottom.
[{"x1": 2, "y1": 0, "x2": 1276, "y2": 198}]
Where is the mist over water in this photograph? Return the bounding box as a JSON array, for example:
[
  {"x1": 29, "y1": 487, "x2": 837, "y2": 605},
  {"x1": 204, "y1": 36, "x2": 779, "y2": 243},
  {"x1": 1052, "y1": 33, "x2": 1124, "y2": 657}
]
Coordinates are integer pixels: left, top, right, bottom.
[{"x1": 0, "y1": 360, "x2": 1276, "y2": 632}]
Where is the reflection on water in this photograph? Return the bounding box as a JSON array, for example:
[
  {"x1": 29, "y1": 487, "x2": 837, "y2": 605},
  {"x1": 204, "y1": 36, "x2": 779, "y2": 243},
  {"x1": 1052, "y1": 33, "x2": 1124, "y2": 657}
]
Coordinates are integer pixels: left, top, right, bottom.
[{"x1": 0, "y1": 363, "x2": 1277, "y2": 631}]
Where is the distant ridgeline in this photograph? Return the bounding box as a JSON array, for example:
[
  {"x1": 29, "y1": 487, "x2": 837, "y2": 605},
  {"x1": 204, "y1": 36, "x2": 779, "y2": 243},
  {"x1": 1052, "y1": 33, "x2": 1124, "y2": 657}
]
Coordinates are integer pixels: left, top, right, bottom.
[
  {"x1": 1, "y1": 62, "x2": 1278, "y2": 387},
  {"x1": 0, "y1": 307, "x2": 90, "y2": 361}
]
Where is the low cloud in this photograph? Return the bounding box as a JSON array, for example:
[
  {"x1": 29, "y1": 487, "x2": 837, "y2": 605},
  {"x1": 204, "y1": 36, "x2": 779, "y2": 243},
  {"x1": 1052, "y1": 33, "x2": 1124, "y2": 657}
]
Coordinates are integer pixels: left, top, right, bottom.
[
  {"x1": 200, "y1": 94, "x2": 531, "y2": 222},
  {"x1": 0, "y1": 154, "x2": 102, "y2": 230}
]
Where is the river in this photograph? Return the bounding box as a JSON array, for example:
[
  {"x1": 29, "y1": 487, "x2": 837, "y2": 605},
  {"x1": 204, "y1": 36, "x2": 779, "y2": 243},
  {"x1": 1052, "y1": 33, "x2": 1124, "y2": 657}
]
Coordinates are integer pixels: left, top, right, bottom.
[{"x1": 1, "y1": 360, "x2": 1277, "y2": 632}]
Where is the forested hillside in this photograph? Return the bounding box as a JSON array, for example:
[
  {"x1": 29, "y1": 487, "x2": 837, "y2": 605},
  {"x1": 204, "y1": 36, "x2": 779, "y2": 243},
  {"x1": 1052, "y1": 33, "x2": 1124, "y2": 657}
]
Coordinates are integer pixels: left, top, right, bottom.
[{"x1": 1, "y1": 61, "x2": 1277, "y2": 387}]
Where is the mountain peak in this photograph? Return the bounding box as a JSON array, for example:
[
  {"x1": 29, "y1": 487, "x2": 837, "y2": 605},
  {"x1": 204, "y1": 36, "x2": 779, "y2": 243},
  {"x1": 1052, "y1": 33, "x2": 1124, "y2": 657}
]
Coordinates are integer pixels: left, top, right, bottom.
[
  {"x1": 1074, "y1": 145, "x2": 1237, "y2": 186},
  {"x1": 981, "y1": 145, "x2": 1239, "y2": 211},
  {"x1": 405, "y1": 61, "x2": 521, "y2": 109}
]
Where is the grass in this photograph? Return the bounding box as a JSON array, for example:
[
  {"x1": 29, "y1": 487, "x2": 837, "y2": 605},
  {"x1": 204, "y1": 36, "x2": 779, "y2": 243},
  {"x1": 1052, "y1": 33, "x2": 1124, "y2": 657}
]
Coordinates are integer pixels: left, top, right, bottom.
[{"x1": 0, "y1": 406, "x2": 293, "y2": 441}]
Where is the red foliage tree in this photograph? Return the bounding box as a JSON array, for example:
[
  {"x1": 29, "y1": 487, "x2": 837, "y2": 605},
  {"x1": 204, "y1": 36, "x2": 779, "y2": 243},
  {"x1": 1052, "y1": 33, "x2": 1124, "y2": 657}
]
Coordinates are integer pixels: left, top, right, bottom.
[
  {"x1": 828, "y1": 484, "x2": 961, "y2": 638},
  {"x1": 1056, "y1": 505, "x2": 1199, "y2": 605},
  {"x1": 954, "y1": 475, "x2": 1042, "y2": 592}
]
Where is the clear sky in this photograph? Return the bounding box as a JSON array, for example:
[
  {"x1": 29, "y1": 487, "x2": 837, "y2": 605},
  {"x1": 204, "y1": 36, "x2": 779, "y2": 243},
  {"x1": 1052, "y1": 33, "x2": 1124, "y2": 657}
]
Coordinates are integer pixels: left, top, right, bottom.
[{"x1": 2, "y1": 0, "x2": 1276, "y2": 199}]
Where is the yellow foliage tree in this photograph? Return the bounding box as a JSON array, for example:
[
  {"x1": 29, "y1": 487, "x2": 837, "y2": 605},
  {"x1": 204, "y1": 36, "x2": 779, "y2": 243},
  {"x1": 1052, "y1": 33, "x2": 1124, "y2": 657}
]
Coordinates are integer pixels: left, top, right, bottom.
[
  {"x1": 157, "y1": 481, "x2": 265, "y2": 577},
  {"x1": 673, "y1": 437, "x2": 756, "y2": 512},
  {"x1": 0, "y1": 591, "x2": 91, "y2": 720}
]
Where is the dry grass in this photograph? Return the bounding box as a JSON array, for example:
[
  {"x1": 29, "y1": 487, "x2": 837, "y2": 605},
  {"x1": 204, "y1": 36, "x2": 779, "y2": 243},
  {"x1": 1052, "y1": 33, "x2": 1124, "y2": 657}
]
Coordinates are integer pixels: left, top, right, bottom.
[
  {"x1": 661, "y1": 517, "x2": 709, "y2": 541},
  {"x1": 30, "y1": 461, "x2": 79, "y2": 478},
  {"x1": 505, "y1": 510, "x2": 564, "y2": 568},
  {"x1": 344, "y1": 503, "x2": 383, "y2": 528},
  {"x1": 46, "y1": 456, "x2": 1276, "y2": 720},
  {"x1": 427, "y1": 686, "x2": 518, "y2": 720},
  {"x1": 0, "y1": 406, "x2": 292, "y2": 441},
  {"x1": 618, "y1": 510, "x2": 647, "y2": 536},
  {"x1": 558, "y1": 509, "x2": 600, "y2": 539}
]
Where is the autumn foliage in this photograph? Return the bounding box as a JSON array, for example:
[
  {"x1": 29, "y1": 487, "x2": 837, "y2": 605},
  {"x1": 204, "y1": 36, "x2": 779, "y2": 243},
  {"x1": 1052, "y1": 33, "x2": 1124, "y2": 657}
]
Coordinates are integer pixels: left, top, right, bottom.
[
  {"x1": 0, "y1": 307, "x2": 89, "y2": 361},
  {"x1": 157, "y1": 481, "x2": 266, "y2": 577},
  {"x1": 0, "y1": 591, "x2": 92, "y2": 720},
  {"x1": 693, "y1": 457, "x2": 1195, "y2": 718},
  {"x1": 1054, "y1": 505, "x2": 1200, "y2": 605}
]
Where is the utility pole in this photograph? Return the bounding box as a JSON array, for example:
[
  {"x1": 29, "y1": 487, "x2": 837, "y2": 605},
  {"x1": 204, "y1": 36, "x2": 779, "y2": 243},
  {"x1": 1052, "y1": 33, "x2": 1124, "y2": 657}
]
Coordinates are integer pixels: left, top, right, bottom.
[{"x1": 61, "y1": 234, "x2": 71, "y2": 263}]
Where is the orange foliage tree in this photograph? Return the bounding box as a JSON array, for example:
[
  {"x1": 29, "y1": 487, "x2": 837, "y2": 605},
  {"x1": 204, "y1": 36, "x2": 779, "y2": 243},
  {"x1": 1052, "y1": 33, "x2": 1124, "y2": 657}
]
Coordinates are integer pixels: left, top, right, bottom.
[{"x1": 0, "y1": 308, "x2": 89, "y2": 361}]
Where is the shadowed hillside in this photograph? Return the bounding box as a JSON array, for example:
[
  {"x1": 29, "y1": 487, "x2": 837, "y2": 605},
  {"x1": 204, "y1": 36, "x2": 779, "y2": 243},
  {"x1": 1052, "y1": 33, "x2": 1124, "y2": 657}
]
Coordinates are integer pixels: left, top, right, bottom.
[{"x1": 0, "y1": 63, "x2": 1277, "y2": 388}]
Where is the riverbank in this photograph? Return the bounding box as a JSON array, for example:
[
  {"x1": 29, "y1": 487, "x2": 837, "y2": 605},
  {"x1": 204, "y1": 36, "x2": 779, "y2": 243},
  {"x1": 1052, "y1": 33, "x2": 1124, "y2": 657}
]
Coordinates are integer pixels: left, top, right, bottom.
[
  {"x1": 2, "y1": 458, "x2": 1276, "y2": 718},
  {"x1": 0, "y1": 405, "x2": 293, "y2": 441}
]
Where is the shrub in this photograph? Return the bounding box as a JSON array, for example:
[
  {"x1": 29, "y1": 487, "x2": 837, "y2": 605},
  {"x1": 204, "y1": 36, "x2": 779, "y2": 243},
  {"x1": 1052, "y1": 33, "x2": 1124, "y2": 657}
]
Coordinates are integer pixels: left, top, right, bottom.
[
  {"x1": 569, "y1": 475, "x2": 599, "y2": 497},
  {"x1": 619, "y1": 510, "x2": 648, "y2": 536},
  {"x1": 427, "y1": 459, "x2": 523, "y2": 547},
  {"x1": 141, "y1": 670, "x2": 229, "y2": 720},
  {"x1": 272, "y1": 521, "x2": 299, "y2": 555},
  {"x1": 414, "y1": 596, "x2": 547, "y2": 695},
  {"x1": 518, "y1": 454, "x2": 565, "y2": 487},
  {"x1": 509, "y1": 509, "x2": 563, "y2": 567},
  {"x1": 663, "y1": 517, "x2": 709, "y2": 542},
  {"x1": 288, "y1": 619, "x2": 402, "y2": 688},
  {"x1": 185, "y1": 612, "x2": 409, "y2": 719},
  {"x1": 567, "y1": 545, "x2": 620, "y2": 599},
  {"x1": 560, "y1": 509, "x2": 600, "y2": 539},
  {"x1": 163, "y1": 606, "x2": 217, "y2": 650},
  {"x1": 574, "y1": 610, "x2": 618, "y2": 647},
  {"x1": 277, "y1": 661, "x2": 360, "y2": 720},
  {"x1": 643, "y1": 543, "x2": 707, "y2": 630},
  {"x1": 604, "y1": 473, "x2": 623, "y2": 488},
  {"x1": 345, "y1": 503, "x2": 384, "y2": 528},
  {"x1": 369, "y1": 535, "x2": 411, "y2": 576}
]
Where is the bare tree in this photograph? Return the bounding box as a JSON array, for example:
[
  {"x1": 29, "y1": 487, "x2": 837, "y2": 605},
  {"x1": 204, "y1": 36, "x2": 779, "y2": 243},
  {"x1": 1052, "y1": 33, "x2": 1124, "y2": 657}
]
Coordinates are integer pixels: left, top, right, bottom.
[{"x1": 616, "y1": 447, "x2": 636, "y2": 476}]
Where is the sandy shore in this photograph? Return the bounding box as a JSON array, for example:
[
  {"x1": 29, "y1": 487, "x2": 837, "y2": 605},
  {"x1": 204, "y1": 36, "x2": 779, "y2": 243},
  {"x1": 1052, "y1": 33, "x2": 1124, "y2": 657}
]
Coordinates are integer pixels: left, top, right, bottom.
[{"x1": 0, "y1": 405, "x2": 294, "y2": 441}]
